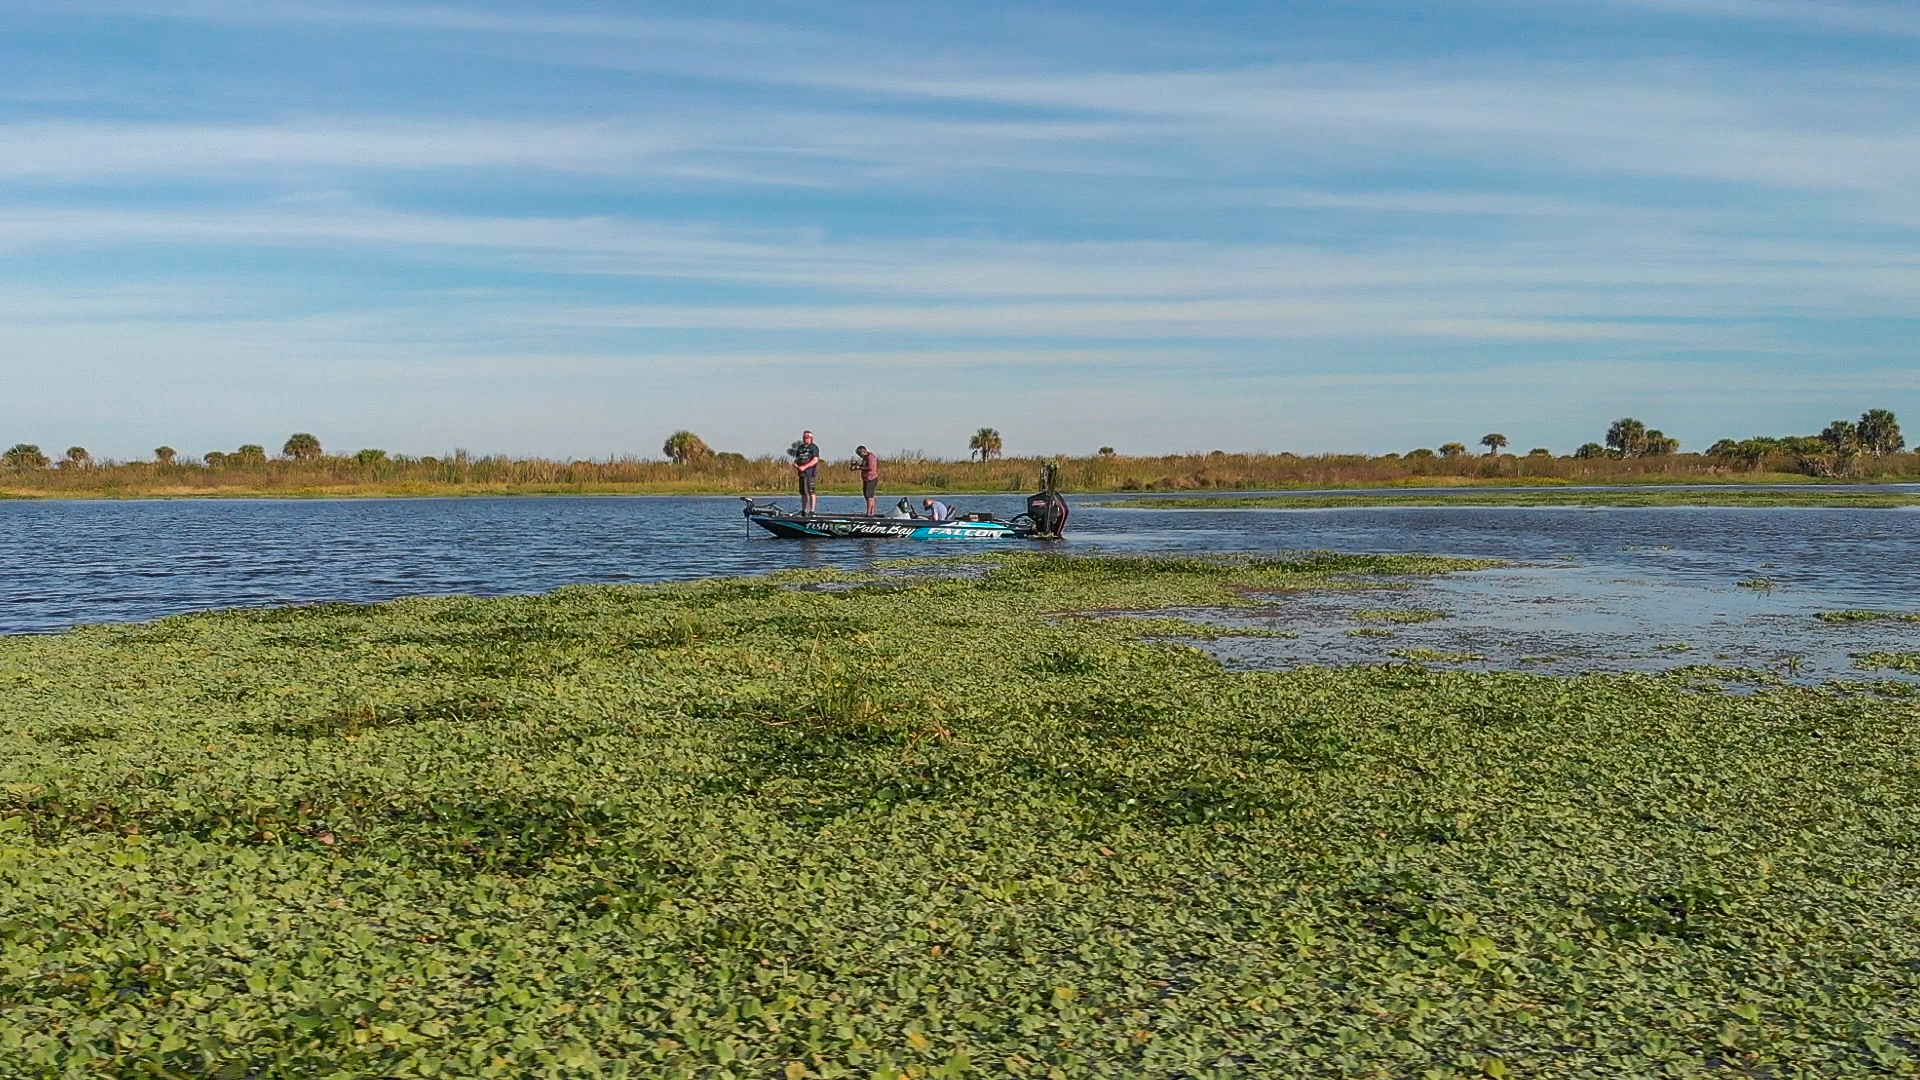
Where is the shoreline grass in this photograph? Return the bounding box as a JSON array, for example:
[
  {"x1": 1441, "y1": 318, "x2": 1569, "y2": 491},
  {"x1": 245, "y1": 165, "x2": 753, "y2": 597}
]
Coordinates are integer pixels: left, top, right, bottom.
[
  {"x1": 6, "y1": 449, "x2": 1919, "y2": 500},
  {"x1": 4, "y1": 552, "x2": 1917, "y2": 1076},
  {"x1": 7, "y1": 477, "x2": 1920, "y2": 504}
]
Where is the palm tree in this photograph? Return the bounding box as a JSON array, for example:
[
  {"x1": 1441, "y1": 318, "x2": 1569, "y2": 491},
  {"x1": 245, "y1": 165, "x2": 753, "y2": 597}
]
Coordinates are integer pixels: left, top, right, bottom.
[
  {"x1": 1820, "y1": 419, "x2": 1859, "y2": 455},
  {"x1": 1097, "y1": 446, "x2": 1115, "y2": 457},
  {"x1": 1605, "y1": 418, "x2": 1648, "y2": 458},
  {"x1": 1438, "y1": 442, "x2": 1468, "y2": 459},
  {"x1": 282, "y1": 433, "x2": 323, "y2": 460},
  {"x1": 662, "y1": 430, "x2": 713, "y2": 465},
  {"x1": 1480, "y1": 433, "x2": 1508, "y2": 456},
  {"x1": 1858, "y1": 409, "x2": 1904, "y2": 455},
  {"x1": 233, "y1": 444, "x2": 268, "y2": 467},
  {"x1": 3, "y1": 443, "x2": 49, "y2": 470},
  {"x1": 153, "y1": 446, "x2": 177, "y2": 465},
  {"x1": 969, "y1": 428, "x2": 1003, "y2": 461},
  {"x1": 60, "y1": 447, "x2": 93, "y2": 470}
]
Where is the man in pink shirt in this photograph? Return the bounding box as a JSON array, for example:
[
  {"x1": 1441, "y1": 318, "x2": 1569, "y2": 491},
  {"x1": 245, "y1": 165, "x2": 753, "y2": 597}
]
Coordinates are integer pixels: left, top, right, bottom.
[{"x1": 851, "y1": 445, "x2": 880, "y2": 515}]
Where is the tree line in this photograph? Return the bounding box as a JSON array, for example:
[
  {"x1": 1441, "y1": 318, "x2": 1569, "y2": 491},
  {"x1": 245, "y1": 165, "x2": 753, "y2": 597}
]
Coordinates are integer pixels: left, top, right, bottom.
[
  {"x1": 3, "y1": 433, "x2": 333, "y2": 471},
  {"x1": 1703, "y1": 409, "x2": 1904, "y2": 473},
  {"x1": 3, "y1": 412, "x2": 1907, "y2": 481},
  {"x1": 1389, "y1": 410, "x2": 1903, "y2": 469},
  {"x1": 661, "y1": 428, "x2": 1009, "y2": 466}
]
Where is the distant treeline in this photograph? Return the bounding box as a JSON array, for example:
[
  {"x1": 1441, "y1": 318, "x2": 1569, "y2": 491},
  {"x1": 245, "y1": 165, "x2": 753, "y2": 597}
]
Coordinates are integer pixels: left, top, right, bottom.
[{"x1": 2, "y1": 412, "x2": 1911, "y2": 497}]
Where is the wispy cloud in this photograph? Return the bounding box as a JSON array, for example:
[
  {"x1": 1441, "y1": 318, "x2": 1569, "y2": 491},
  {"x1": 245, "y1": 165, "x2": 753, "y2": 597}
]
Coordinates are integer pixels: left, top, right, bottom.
[
  {"x1": 33, "y1": 0, "x2": 819, "y2": 47},
  {"x1": 1604, "y1": 0, "x2": 1920, "y2": 36},
  {"x1": 4, "y1": 62, "x2": 1914, "y2": 196}
]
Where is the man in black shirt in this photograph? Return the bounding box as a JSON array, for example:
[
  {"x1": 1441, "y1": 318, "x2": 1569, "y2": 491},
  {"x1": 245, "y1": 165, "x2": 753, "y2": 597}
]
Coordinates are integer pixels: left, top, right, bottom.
[{"x1": 793, "y1": 430, "x2": 820, "y2": 515}]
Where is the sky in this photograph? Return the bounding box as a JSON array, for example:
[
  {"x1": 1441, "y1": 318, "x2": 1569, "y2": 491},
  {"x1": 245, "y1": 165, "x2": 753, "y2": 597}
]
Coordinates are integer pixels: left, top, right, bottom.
[{"x1": 1, "y1": 0, "x2": 1915, "y2": 461}]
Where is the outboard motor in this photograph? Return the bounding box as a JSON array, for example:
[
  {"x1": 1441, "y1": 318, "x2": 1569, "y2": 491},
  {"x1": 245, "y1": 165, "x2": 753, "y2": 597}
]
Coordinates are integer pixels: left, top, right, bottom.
[{"x1": 1024, "y1": 463, "x2": 1070, "y2": 538}]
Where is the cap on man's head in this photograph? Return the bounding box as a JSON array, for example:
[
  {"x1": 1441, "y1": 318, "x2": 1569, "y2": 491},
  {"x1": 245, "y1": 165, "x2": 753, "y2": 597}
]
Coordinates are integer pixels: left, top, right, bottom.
[
  {"x1": 802, "y1": 430, "x2": 813, "y2": 437},
  {"x1": 856, "y1": 445, "x2": 868, "y2": 454}
]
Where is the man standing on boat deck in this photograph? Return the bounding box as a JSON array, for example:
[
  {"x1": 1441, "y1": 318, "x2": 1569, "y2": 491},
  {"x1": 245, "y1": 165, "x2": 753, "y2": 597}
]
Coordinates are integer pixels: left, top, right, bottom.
[
  {"x1": 851, "y1": 445, "x2": 880, "y2": 515},
  {"x1": 793, "y1": 430, "x2": 820, "y2": 516}
]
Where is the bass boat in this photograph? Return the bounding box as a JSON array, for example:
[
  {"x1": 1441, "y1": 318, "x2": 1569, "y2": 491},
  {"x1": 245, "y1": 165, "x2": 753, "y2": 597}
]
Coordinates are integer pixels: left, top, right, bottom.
[{"x1": 743, "y1": 465, "x2": 1070, "y2": 541}]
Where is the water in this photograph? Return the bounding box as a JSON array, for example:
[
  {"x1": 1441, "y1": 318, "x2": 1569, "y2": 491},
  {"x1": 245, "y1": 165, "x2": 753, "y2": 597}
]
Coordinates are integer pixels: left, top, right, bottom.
[{"x1": 3, "y1": 494, "x2": 1917, "y2": 684}]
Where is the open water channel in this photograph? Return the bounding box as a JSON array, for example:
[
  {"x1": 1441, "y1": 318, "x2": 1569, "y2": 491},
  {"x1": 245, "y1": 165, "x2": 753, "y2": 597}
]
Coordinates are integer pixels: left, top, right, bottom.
[{"x1": 2, "y1": 492, "x2": 1917, "y2": 687}]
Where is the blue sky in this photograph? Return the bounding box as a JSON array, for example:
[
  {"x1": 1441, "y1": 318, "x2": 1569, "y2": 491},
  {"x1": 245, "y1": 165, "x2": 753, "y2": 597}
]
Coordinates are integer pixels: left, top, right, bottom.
[{"x1": 1, "y1": 0, "x2": 1916, "y2": 460}]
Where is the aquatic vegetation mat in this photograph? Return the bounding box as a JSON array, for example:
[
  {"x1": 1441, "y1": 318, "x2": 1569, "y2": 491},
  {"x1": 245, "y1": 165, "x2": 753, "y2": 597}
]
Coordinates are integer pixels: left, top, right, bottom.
[
  {"x1": 1351, "y1": 608, "x2": 1448, "y2": 624},
  {"x1": 1819, "y1": 609, "x2": 1920, "y2": 624},
  {"x1": 2, "y1": 552, "x2": 1918, "y2": 1078},
  {"x1": 1852, "y1": 650, "x2": 1920, "y2": 675}
]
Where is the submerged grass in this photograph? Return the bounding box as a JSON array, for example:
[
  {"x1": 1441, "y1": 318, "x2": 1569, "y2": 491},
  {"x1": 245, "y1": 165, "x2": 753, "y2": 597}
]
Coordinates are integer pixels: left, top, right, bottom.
[
  {"x1": 3, "y1": 551, "x2": 1918, "y2": 1077},
  {"x1": 1099, "y1": 488, "x2": 1920, "y2": 510},
  {"x1": 1351, "y1": 608, "x2": 1449, "y2": 623},
  {"x1": 1389, "y1": 647, "x2": 1486, "y2": 663}
]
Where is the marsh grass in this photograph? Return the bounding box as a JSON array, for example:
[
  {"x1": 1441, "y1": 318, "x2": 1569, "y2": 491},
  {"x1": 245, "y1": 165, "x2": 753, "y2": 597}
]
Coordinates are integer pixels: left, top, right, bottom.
[
  {"x1": 8, "y1": 449, "x2": 1920, "y2": 499},
  {"x1": 2, "y1": 551, "x2": 1918, "y2": 1076},
  {"x1": 1101, "y1": 486, "x2": 1920, "y2": 510}
]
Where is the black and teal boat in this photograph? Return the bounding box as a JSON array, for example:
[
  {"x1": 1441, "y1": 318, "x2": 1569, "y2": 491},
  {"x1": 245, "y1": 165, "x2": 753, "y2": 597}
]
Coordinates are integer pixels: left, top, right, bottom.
[{"x1": 742, "y1": 466, "x2": 1070, "y2": 541}]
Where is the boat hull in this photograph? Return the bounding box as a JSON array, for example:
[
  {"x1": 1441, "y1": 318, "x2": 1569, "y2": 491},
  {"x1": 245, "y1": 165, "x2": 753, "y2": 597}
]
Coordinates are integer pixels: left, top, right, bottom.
[{"x1": 748, "y1": 514, "x2": 1026, "y2": 540}]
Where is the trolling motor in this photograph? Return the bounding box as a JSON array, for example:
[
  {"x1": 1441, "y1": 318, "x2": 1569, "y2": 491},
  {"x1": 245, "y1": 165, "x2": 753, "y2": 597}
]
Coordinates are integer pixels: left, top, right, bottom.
[
  {"x1": 1020, "y1": 463, "x2": 1070, "y2": 538},
  {"x1": 740, "y1": 497, "x2": 786, "y2": 534},
  {"x1": 740, "y1": 496, "x2": 786, "y2": 518}
]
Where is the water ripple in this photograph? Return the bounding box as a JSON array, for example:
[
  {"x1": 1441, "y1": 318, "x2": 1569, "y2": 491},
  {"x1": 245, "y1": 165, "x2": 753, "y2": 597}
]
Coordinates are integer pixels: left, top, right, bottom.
[{"x1": 2, "y1": 494, "x2": 1916, "y2": 634}]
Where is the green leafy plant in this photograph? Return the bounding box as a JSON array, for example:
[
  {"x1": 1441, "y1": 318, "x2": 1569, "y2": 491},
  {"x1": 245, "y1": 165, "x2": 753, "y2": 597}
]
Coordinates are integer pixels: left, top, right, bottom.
[
  {"x1": 0, "y1": 552, "x2": 1917, "y2": 1077},
  {"x1": 1852, "y1": 651, "x2": 1920, "y2": 674}
]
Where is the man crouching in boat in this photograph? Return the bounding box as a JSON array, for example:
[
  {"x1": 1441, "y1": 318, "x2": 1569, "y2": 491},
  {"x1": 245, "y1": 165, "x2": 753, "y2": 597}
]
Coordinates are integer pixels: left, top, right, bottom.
[
  {"x1": 850, "y1": 445, "x2": 880, "y2": 515},
  {"x1": 920, "y1": 497, "x2": 952, "y2": 521}
]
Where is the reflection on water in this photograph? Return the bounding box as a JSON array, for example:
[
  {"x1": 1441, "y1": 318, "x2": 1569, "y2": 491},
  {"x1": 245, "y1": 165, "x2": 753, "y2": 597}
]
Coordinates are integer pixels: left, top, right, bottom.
[{"x1": 3, "y1": 495, "x2": 1918, "y2": 687}]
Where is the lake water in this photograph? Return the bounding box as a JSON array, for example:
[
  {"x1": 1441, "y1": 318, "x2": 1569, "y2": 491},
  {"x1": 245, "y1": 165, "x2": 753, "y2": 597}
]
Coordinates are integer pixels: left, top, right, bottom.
[{"x1": 3, "y1": 493, "x2": 1917, "y2": 685}]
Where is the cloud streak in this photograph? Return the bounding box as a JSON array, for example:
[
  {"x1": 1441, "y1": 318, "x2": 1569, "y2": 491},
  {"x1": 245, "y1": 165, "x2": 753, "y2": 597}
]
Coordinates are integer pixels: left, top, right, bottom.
[
  {"x1": 5, "y1": 68, "x2": 1915, "y2": 196},
  {"x1": 1605, "y1": 0, "x2": 1920, "y2": 36}
]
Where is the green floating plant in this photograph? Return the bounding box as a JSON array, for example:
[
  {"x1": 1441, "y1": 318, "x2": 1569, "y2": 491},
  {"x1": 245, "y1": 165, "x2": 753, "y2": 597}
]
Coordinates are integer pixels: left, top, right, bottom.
[{"x1": 0, "y1": 551, "x2": 1914, "y2": 1078}]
